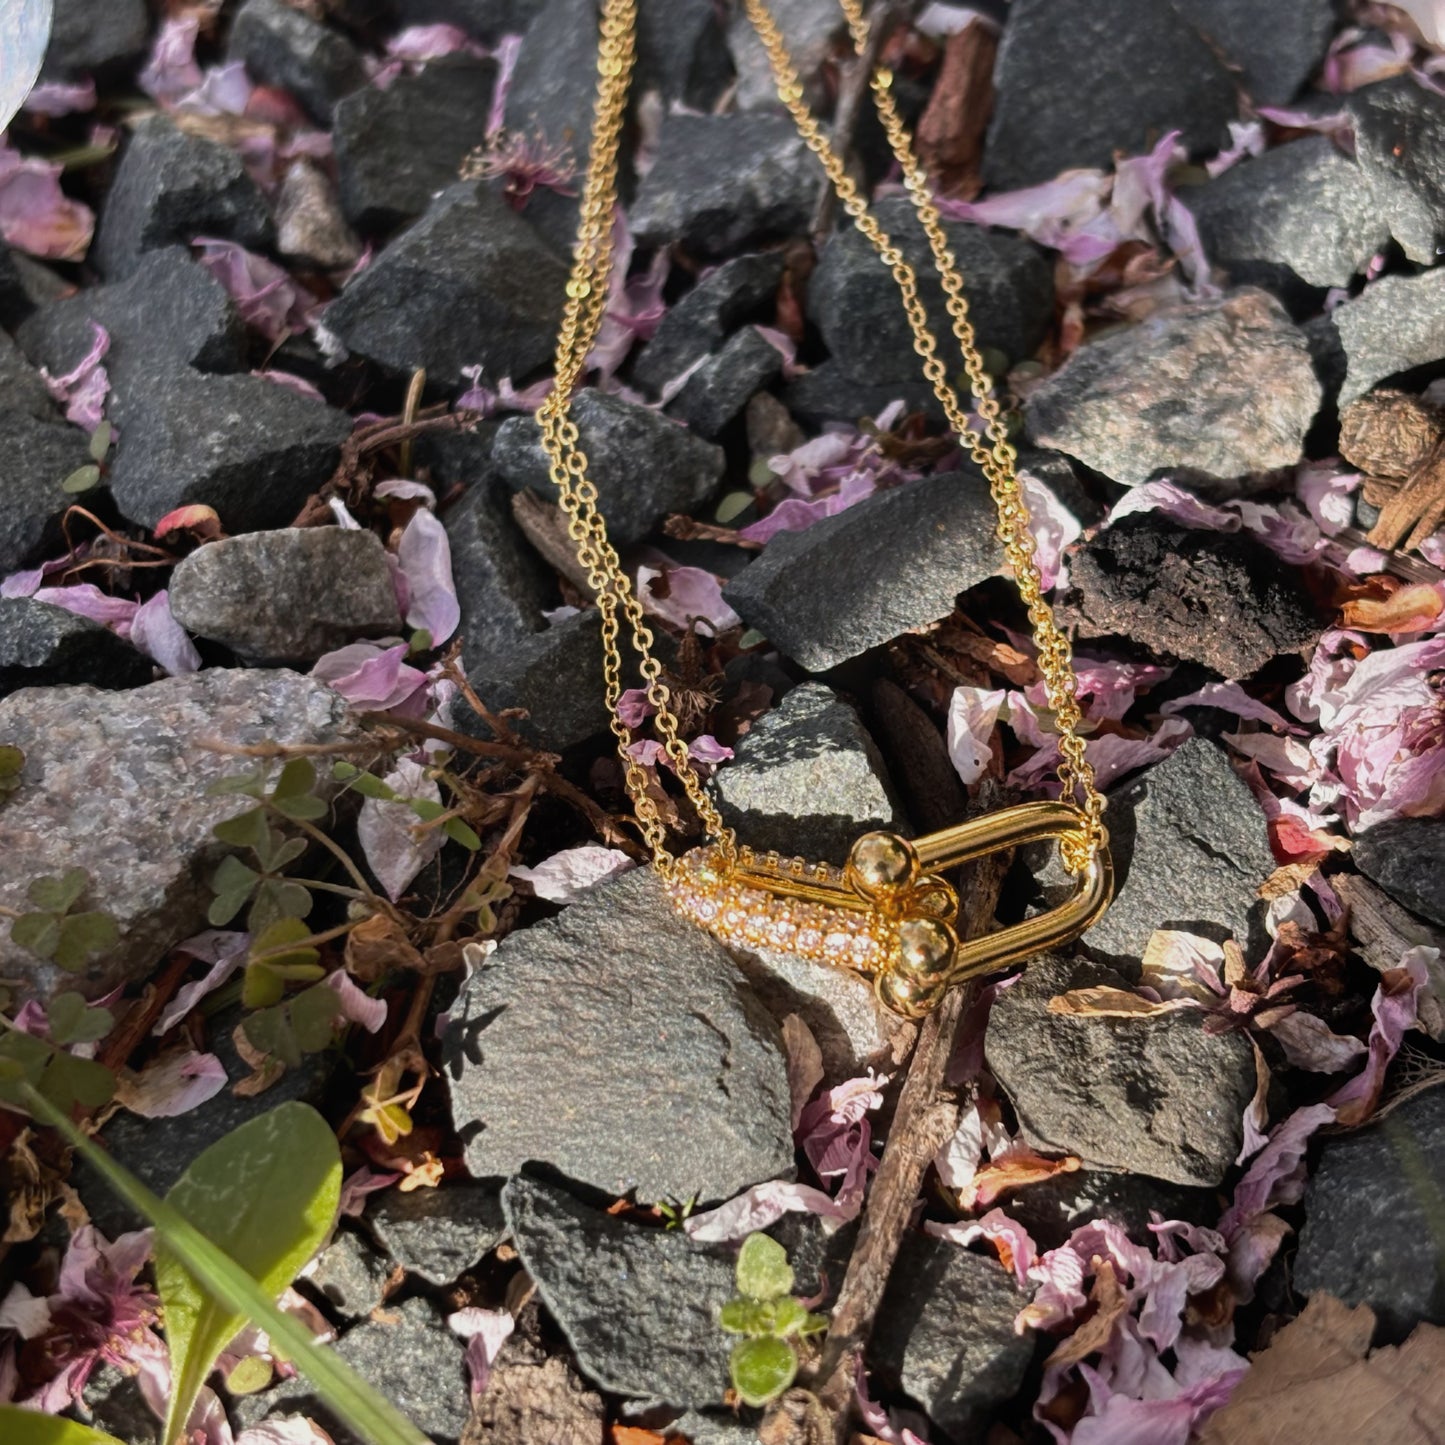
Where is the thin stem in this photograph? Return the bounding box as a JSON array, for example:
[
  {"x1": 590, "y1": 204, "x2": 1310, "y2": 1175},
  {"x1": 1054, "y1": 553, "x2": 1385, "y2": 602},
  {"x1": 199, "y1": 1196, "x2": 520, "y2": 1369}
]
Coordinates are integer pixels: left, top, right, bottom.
[{"x1": 247, "y1": 919, "x2": 362, "y2": 963}]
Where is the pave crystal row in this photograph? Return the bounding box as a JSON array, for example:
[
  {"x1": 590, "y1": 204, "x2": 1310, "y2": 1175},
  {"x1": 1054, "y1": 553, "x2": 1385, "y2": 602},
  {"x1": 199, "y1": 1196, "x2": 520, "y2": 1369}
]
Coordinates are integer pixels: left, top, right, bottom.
[{"x1": 666, "y1": 845, "x2": 897, "y2": 976}]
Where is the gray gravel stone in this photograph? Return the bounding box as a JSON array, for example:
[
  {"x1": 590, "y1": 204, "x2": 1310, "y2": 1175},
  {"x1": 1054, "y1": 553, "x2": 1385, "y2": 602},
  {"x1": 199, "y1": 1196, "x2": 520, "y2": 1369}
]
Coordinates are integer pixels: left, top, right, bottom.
[
  {"x1": 1348, "y1": 76, "x2": 1445, "y2": 266},
  {"x1": 0, "y1": 669, "x2": 358, "y2": 1001},
  {"x1": 665, "y1": 327, "x2": 783, "y2": 440},
  {"x1": 502, "y1": 1175, "x2": 736, "y2": 1407},
  {"x1": 105, "y1": 364, "x2": 353, "y2": 533},
  {"x1": 636, "y1": 0, "x2": 733, "y2": 110},
  {"x1": 0, "y1": 328, "x2": 52, "y2": 418},
  {"x1": 711, "y1": 682, "x2": 902, "y2": 864},
  {"x1": 307, "y1": 1229, "x2": 393, "y2": 1321},
  {"x1": 1352, "y1": 819, "x2": 1445, "y2": 929},
  {"x1": 1331, "y1": 267, "x2": 1445, "y2": 409},
  {"x1": 1182, "y1": 137, "x2": 1391, "y2": 296},
  {"x1": 723, "y1": 471, "x2": 999, "y2": 672},
  {"x1": 984, "y1": 0, "x2": 1237, "y2": 190},
  {"x1": 333, "y1": 55, "x2": 497, "y2": 233},
  {"x1": 226, "y1": 0, "x2": 367, "y2": 122},
  {"x1": 986, "y1": 953, "x2": 1256, "y2": 1187},
  {"x1": 809, "y1": 198, "x2": 1054, "y2": 382},
  {"x1": 502, "y1": 0, "x2": 601, "y2": 176},
  {"x1": 492, "y1": 389, "x2": 724, "y2": 545},
  {"x1": 394, "y1": 0, "x2": 543, "y2": 42},
  {"x1": 868, "y1": 1234, "x2": 1033, "y2": 1443},
  {"x1": 368, "y1": 1180, "x2": 507, "y2": 1285},
  {"x1": 0, "y1": 409, "x2": 92, "y2": 574},
  {"x1": 631, "y1": 113, "x2": 815, "y2": 260},
  {"x1": 168, "y1": 528, "x2": 401, "y2": 662},
  {"x1": 275, "y1": 158, "x2": 363, "y2": 271},
  {"x1": 1067, "y1": 735, "x2": 1276, "y2": 968},
  {"x1": 235, "y1": 1296, "x2": 469, "y2": 1443},
  {"x1": 633, "y1": 253, "x2": 784, "y2": 398},
  {"x1": 1025, "y1": 289, "x2": 1321, "y2": 493},
  {"x1": 1296, "y1": 1086, "x2": 1445, "y2": 1339},
  {"x1": 1068, "y1": 512, "x2": 1321, "y2": 677},
  {"x1": 0, "y1": 598, "x2": 153, "y2": 697},
  {"x1": 41, "y1": 0, "x2": 150, "y2": 78},
  {"x1": 670, "y1": 1412, "x2": 761, "y2": 1445},
  {"x1": 322, "y1": 181, "x2": 568, "y2": 390},
  {"x1": 75, "y1": 1365, "x2": 160, "y2": 1445},
  {"x1": 17, "y1": 246, "x2": 245, "y2": 380},
  {"x1": 781, "y1": 360, "x2": 939, "y2": 428},
  {"x1": 443, "y1": 867, "x2": 793, "y2": 1204},
  {"x1": 1005, "y1": 1167, "x2": 1214, "y2": 1253},
  {"x1": 726, "y1": 0, "x2": 839, "y2": 111},
  {"x1": 0, "y1": 245, "x2": 34, "y2": 332},
  {"x1": 1179, "y1": 0, "x2": 1335, "y2": 107},
  {"x1": 93, "y1": 116, "x2": 272, "y2": 280}
]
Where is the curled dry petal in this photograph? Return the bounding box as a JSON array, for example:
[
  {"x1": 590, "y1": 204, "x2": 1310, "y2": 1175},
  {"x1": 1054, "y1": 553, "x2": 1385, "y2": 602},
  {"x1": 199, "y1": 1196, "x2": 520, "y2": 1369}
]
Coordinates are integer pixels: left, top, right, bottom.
[
  {"x1": 396, "y1": 507, "x2": 459, "y2": 645},
  {"x1": 945, "y1": 684, "x2": 1007, "y2": 785},
  {"x1": 115, "y1": 1050, "x2": 229, "y2": 1118},
  {"x1": 509, "y1": 845, "x2": 636, "y2": 904}
]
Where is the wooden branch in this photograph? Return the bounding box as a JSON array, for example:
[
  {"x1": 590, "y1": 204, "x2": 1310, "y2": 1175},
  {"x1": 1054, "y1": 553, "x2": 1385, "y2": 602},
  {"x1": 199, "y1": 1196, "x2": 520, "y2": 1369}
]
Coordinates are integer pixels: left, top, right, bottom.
[{"x1": 762, "y1": 783, "x2": 1012, "y2": 1445}]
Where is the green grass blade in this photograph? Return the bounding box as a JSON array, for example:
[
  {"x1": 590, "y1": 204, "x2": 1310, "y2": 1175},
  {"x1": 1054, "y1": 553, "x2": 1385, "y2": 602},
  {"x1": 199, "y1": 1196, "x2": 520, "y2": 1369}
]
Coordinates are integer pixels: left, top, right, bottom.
[
  {"x1": 24, "y1": 1087, "x2": 432, "y2": 1445},
  {"x1": 0, "y1": 1409, "x2": 127, "y2": 1445}
]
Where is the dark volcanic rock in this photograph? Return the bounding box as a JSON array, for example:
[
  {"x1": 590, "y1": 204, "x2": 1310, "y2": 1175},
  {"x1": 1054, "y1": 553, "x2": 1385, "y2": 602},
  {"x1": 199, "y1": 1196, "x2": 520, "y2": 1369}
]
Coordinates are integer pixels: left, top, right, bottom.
[
  {"x1": 723, "y1": 471, "x2": 999, "y2": 672},
  {"x1": 77, "y1": 1366, "x2": 161, "y2": 1445},
  {"x1": 456, "y1": 609, "x2": 610, "y2": 752},
  {"x1": 1353, "y1": 819, "x2": 1445, "y2": 928},
  {"x1": 41, "y1": 0, "x2": 150, "y2": 78},
  {"x1": 1348, "y1": 76, "x2": 1445, "y2": 266},
  {"x1": 105, "y1": 365, "x2": 353, "y2": 533},
  {"x1": 333, "y1": 55, "x2": 497, "y2": 232},
  {"x1": 0, "y1": 670, "x2": 358, "y2": 1002},
  {"x1": 17, "y1": 247, "x2": 245, "y2": 380},
  {"x1": 726, "y1": 0, "x2": 839, "y2": 111},
  {"x1": 986, "y1": 953, "x2": 1256, "y2": 1186},
  {"x1": 809, "y1": 198, "x2": 1054, "y2": 381},
  {"x1": 1296, "y1": 1086, "x2": 1445, "y2": 1339},
  {"x1": 1182, "y1": 137, "x2": 1391, "y2": 296},
  {"x1": 664, "y1": 327, "x2": 783, "y2": 439},
  {"x1": 1068, "y1": 512, "x2": 1320, "y2": 676},
  {"x1": 636, "y1": 0, "x2": 733, "y2": 110},
  {"x1": 168, "y1": 528, "x2": 401, "y2": 661},
  {"x1": 275, "y1": 159, "x2": 363, "y2": 270},
  {"x1": 226, "y1": 0, "x2": 367, "y2": 122},
  {"x1": 1331, "y1": 267, "x2": 1445, "y2": 409},
  {"x1": 93, "y1": 116, "x2": 272, "y2": 280},
  {"x1": 711, "y1": 682, "x2": 902, "y2": 864},
  {"x1": 443, "y1": 867, "x2": 793, "y2": 1204},
  {"x1": 502, "y1": 1175, "x2": 735, "y2": 1407},
  {"x1": 1006, "y1": 1168, "x2": 1213, "y2": 1253},
  {"x1": 0, "y1": 598, "x2": 153, "y2": 697},
  {"x1": 502, "y1": 0, "x2": 600, "y2": 175},
  {"x1": 984, "y1": 0, "x2": 1237, "y2": 190},
  {"x1": 1025, "y1": 289, "x2": 1321, "y2": 493},
  {"x1": 368, "y1": 1181, "x2": 507, "y2": 1285},
  {"x1": 1180, "y1": 0, "x2": 1335, "y2": 107},
  {"x1": 492, "y1": 389, "x2": 725, "y2": 544},
  {"x1": 306, "y1": 1229, "x2": 393, "y2": 1321},
  {"x1": 632, "y1": 252, "x2": 784, "y2": 397},
  {"x1": 1066, "y1": 735, "x2": 1277, "y2": 968},
  {"x1": 322, "y1": 182, "x2": 567, "y2": 389},
  {"x1": 631, "y1": 113, "x2": 815, "y2": 259},
  {"x1": 868, "y1": 1235, "x2": 1033, "y2": 1442},
  {"x1": 0, "y1": 409, "x2": 92, "y2": 573},
  {"x1": 236, "y1": 1296, "x2": 469, "y2": 1444},
  {"x1": 0, "y1": 246, "x2": 34, "y2": 332},
  {"x1": 0, "y1": 327, "x2": 56, "y2": 419},
  {"x1": 781, "y1": 360, "x2": 938, "y2": 428}
]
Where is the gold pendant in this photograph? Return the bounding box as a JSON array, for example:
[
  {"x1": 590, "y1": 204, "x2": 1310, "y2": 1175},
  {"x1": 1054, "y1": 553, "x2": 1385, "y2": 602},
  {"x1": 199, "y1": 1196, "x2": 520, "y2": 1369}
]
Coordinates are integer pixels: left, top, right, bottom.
[{"x1": 667, "y1": 800, "x2": 1113, "y2": 1019}]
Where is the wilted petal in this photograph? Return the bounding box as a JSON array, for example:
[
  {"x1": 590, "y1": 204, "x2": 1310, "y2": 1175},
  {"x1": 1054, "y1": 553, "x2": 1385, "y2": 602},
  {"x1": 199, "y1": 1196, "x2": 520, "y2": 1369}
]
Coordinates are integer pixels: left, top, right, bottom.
[
  {"x1": 236, "y1": 1418, "x2": 337, "y2": 1445},
  {"x1": 130, "y1": 590, "x2": 201, "y2": 675},
  {"x1": 116, "y1": 1050, "x2": 229, "y2": 1118},
  {"x1": 946, "y1": 684, "x2": 1007, "y2": 785},
  {"x1": 1160, "y1": 680, "x2": 1298, "y2": 732},
  {"x1": 684, "y1": 1179, "x2": 856, "y2": 1242},
  {"x1": 139, "y1": 16, "x2": 204, "y2": 104},
  {"x1": 0, "y1": 142, "x2": 94, "y2": 261},
  {"x1": 338, "y1": 1166, "x2": 401, "y2": 1217},
  {"x1": 33, "y1": 583, "x2": 139, "y2": 633},
  {"x1": 927, "y1": 1207, "x2": 1038, "y2": 1286},
  {"x1": 1326, "y1": 946, "x2": 1432, "y2": 1124},
  {"x1": 396, "y1": 507, "x2": 458, "y2": 644},
  {"x1": 312, "y1": 641, "x2": 427, "y2": 712},
  {"x1": 1265, "y1": 1010, "x2": 1367, "y2": 1073},
  {"x1": 194, "y1": 237, "x2": 318, "y2": 342},
  {"x1": 0, "y1": 1283, "x2": 51, "y2": 1340},
  {"x1": 1218, "y1": 1102, "x2": 1336, "y2": 1240},
  {"x1": 356, "y1": 758, "x2": 445, "y2": 901},
  {"x1": 637, "y1": 563, "x2": 740, "y2": 633},
  {"x1": 1105, "y1": 480, "x2": 1240, "y2": 531},
  {"x1": 324, "y1": 971, "x2": 388, "y2": 1034},
  {"x1": 447, "y1": 1308, "x2": 514, "y2": 1400},
  {"x1": 509, "y1": 845, "x2": 636, "y2": 904},
  {"x1": 1019, "y1": 469, "x2": 1082, "y2": 589}
]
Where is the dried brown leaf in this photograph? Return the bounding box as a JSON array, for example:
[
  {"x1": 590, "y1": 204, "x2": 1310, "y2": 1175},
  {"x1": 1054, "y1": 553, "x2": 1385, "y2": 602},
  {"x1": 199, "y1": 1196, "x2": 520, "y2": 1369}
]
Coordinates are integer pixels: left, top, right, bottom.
[
  {"x1": 1047, "y1": 986, "x2": 1196, "y2": 1019},
  {"x1": 1340, "y1": 582, "x2": 1444, "y2": 634},
  {"x1": 344, "y1": 911, "x2": 426, "y2": 982},
  {"x1": 1046, "y1": 1260, "x2": 1130, "y2": 1369},
  {"x1": 1257, "y1": 861, "x2": 1322, "y2": 901}
]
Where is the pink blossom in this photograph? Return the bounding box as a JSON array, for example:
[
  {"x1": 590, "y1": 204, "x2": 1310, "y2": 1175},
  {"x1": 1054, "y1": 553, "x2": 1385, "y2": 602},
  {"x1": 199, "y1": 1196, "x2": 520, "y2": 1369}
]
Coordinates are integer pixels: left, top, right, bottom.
[
  {"x1": 1104, "y1": 480, "x2": 1239, "y2": 531},
  {"x1": 509, "y1": 845, "x2": 636, "y2": 904},
  {"x1": 130, "y1": 589, "x2": 202, "y2": 675},
  {"x1": 688, "y1": 734, "x2": 734, "y2": 767},
  {"x1": 616, "y1": 687, "x2": 654, "y2": 728},
  {"x1": 683, "y1": 1179, "x2": 856, "y2": 1242},
  {"x1": 1069, "y1": 1365, "x2": 1242, "y2": 1445},
  {"x1": 1264, "y1": 1010, "x2": 1368, "y2": 1073},
  {"x1": 926, "y1": 1208, "x2": 1038, "y2": 1287},
  {"x1": 356, "y1": 757, "x2": 444, "y2": 901},
  {"x1": 33, "y1": 582, "x2": 138, "y2": 630},
  {"x1": 587, "y1": 209, "x2": 669, "y2": 382},
  {"x1": 1019, "y1": 469, "x2": 1082, "y2": 589},
  {"x1": 338, "y1": 1166, "x2": 402, "y2": 1217},
  {"x1": 0, "y1": 138, "x2": 94, "y2": 260},
  {"x1": 139, "y1": 17, "x2": 205, "y2": 104},
  {"x1": 1218, "y1": 1102, "x2": 1335, "y2": 1243},
  {"x1": 396, "y1": 507, "x2": 458, "y2": 645},
  {"x1": 312, "y1": 641, "x2": 428, "y2": 712},
  {"x1": 116, "y1": 1050, "x2": 229, "y2": 1118},
  {"x1": 2, "y1": 550, "x2": 80, "y2": 598},
  {"x1": 1326, "y1": 945, "x2": 1431, "y2": 1122},
  {"x1": 1296, "y1": 463, "x2": 1359, "y2": 536},
  {"x1": 797, "y1": 1071, "x2": 886, "y2": 1216},
  {"x1": 1160, "y1": 680, "x2": 1299, "y2": 732},
  {"x1": 253, "y1": 369, "x2": 326, "y2": 402},
  {"x1": 946, "y1": 684, "x2": 1007, "y2": 785},
  {"x1": 739, "y1": 468, "x2": 878, "y2": 542},
  {"x1": 1321, "y1": 26, "x2": 1414, "y2": 92},
  {"x1": 325, "y1": 970, "x2": 388, "y2": 1033},
  {"x1": 636, "y1": 563, "x2": 740, "y2": 633},
  {"x1": 236, "y1": 1418, "x2": 339, "y2": 1445},
  {"x1": 157, "y1": 931, "x2": 251, "y2": 1033},
  {"x1": 447, "y1": 1307, "x2": 514, "y2": 1399},
  {"x1": 374, "y1": 479, "x2": 437, "y2": 505},
  {"x1": 193, "y1": 237, "x2": 319, "y2": 342},
  {"x1": 387, "y1": 23, "x2": 488, "y2": 63},
  {"x1": 23, "y1": 79, "x2": 98, "y2": 118}
]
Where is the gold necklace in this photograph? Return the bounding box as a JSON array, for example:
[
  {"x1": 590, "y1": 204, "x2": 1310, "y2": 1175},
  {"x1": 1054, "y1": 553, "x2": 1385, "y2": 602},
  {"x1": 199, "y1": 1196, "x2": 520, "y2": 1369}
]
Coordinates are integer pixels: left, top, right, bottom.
[{"x1": 534, "y1": 0, "x2": 1113, "y2": 1019}]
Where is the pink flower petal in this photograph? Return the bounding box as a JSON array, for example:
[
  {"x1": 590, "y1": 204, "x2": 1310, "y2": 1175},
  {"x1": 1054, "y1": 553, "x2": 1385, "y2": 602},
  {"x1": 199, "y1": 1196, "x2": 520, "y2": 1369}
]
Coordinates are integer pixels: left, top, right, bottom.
[
  {"x1": 138, "y1": 16, "x2": 205, "y2": 105},
  {"x1": 636, "y1": 563, "x2": 740, "y2": 633},
  {"x1": 1264, "y1": 1010, "x2": 1367, "y2": 1073},
  {"x1": 312, "y1": 641, "x2": 428, "y2": 712},
  {"x1": 193, "y1": 237, "x2": 318, "y2": 342},
  {"x1": 130, "y1": 589, "x2": 201, "y2": 676},
  {"x1": 447, "y1": 1307, "x2": 514, "y2": 1400},
  {"x1": 509, "y1": 845, "x2": 636, "y2": 904},
  {"x1": 22, "y1": 79, "x2": 98, "y2": 118},
  {"x1": 325, "y1": 971, "x2": 388, "y2": 1033},
  {"x1": 33, "y1": 582, "x2": 139, "y2": 632},
  {"x1": 157, "y1": 932, "x2": 251, "y2": 1034},
  {"x1": 396, "y1": 507, "x2": 459, "y2": 645},
  {"x1": 927, "y1": 1207, "x2": 1038, "y2": 1287},
  {"x1": 0, "y1": 141, "x2": 95, "y2": 261},
  {"x1": 946, "y1": 684, "x2": 1007, "y2": 785},
  {"x1": 683, "y1": 1179, "x2": 856, "y2": 1242},
  {"x1": 1160, "y1": 680, "x2": 1299, "y2": 732},
  {"x1": 356, "y1": 757, "x2": 445, "y2": 901},
  {"x1": 338, "y1": 1166, "x2": 402, "y2": 1217},
  {"x1": 116, "y1": 1050, "x2": 229, "y2": 1118}
]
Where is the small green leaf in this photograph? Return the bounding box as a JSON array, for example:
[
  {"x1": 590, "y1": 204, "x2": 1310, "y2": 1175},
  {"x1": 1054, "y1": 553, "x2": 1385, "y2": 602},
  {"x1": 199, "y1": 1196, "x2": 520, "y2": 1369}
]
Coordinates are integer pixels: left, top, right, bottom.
[
  {"x1": 252, "y1": 827, "x2": 307, "y2": 874},
  {"x1": 156, "y1": 1102, "x2": 341, "y2": 1445},
  {"x1": 224, "y1": 1354, "x2": 273, "y2": 1395},
  {"x1": 213, "y1": 807, "x2": 268, "y2": 848},
  {"x1": 737, "y1": 628, "x2": 768, "y2": 650},
  {"x1": 271, "y1": 792, "x2": 326, "y2": 821},
  {"x1": 88, "y1": 420, "x2": 113, "y2": 462},
  {"x1": 46, "y1": 992, "x2": 113, "y2": 1046},
  {"x1": 719, "y1": 1296, "x2": 773, "y2": 1336},
  {"x1": 271, "y1": 758, "x2": 317, "y2": 800},
  {"x1": 736, "y1": 1233, "x2": 794, "y2": 1301},
  {"x1": 10, "y1": 911, "x2": 61, "y2": 960},
  {"x1": 0, "y1": 1032, "x2": 52, "y2": 1108},
  {"x1": 208, "y1": 770, "x2": 267, "y2": 798},
  {"x1": 61, "y1": 463, "x2": 101, "y2": 494},
  {"x1": 0, "y1": 1406, "x2": 128, "y2": 1445},
  {"x1": 715, "y1": 490, "x2": 755, "y2": 525},
  {"x1": 242, "y1": 963, "x2": 287, "y2": 1009},
  {"x1": 249, "y1": 918, "x2": 320, "y2": 969},
  {"x1": 729, "y1": 1336, "x2": 797, "y2": 1407},
  {"x1": 247, "y1": 878, "x2": 313, "y2": 936},
  {"x1": 242, "y1": 1005, "x2": 299, "y2": 1069},
  {"x1": 0, "y1": 743, "x2": 23, "y2": 778},
  {"x1": 407, "y1": 628, "x2": 433, "y2": 654},
  {"x1": 407, "y1": 797, "x2": 445, "y2": 822},
  {"x1": 748, "y1": 456, "x2": 777, "y2": 487},
  {"x1": 765, "y1": 1297, "x2": 812, "y2": 1338},
  {"x1": 347, "y1": 771, "x2": 397, "y2": 800},
  {"x1": 442, "y1": 816, "x2": 482, "y2": 850},
  {"x1": 38, "y1": 1052, "x2": 116, "y2": 1112},
  {"x1": 28, "y1": 867, "x2": 90, "y2": 914},
  {"x1": 289, "y1": 983, "x2": 342, "y2": 1053},
  {"x1": 54, "y1": 911, "x2": 119, "y2": 971},
  {"x1": 331, "y1": 760, "x2": 361, "y2": 782}
]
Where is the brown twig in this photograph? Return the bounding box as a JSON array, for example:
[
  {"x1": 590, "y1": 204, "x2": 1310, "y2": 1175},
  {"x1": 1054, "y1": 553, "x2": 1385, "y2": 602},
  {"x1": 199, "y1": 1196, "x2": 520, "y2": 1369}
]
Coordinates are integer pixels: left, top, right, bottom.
[{"x1": 763, "y1": 784, "x2": 1012, "y2": 1445}]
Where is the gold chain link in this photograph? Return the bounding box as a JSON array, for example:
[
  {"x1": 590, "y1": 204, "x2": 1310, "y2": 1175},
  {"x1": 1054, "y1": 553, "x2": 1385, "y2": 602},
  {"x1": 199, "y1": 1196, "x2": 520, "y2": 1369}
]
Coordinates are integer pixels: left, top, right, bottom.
[{"x1": 534, "y1": 0, "x2": 1106, "y2": 876}]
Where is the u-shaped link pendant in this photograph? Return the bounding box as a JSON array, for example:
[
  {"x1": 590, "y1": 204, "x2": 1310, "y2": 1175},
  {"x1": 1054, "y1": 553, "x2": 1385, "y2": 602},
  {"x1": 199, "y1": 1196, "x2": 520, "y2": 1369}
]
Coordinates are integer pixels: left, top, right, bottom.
[{"x1": 667, "y1": 800, "x2": 1114, "y2": 1019}]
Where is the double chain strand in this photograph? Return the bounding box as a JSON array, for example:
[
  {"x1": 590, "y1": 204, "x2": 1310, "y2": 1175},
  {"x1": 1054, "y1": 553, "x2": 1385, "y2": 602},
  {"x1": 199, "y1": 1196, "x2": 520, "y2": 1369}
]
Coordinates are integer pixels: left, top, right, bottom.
[{"x1": 533, "y1": 0, "x2": 1106, "y2": 888}]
